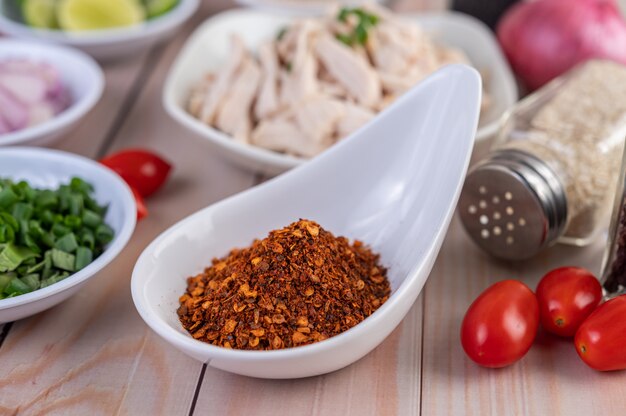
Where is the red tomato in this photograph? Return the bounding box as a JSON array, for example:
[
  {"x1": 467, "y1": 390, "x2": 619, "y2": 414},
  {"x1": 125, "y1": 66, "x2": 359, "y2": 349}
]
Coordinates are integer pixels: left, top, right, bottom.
[
  {"x1": 131, "y1": 186, "x2": 148, "y2": 221},
  {"x1": 461, "y1": 280, "x2": 539, "y2": 368},
  {"x1": 575, "y1": 295, "x2": 626, "y2": 371},
  {"x1": 536, "y1": 267, "x2": 602, "y2": 337},
  {"x1": 100, "y1": 149, "x2": 172, "y2": 198}
]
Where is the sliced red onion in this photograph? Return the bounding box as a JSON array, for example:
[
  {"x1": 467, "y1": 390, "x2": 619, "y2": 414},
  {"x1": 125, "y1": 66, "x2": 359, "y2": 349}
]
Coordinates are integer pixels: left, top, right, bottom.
[
  {"x1": 0, "y1": 85, "x2": 28, "y2": 130},
  {"x1": 0, "y1": 59, "x2": 71, "y2": 136},
  {"x1": 0, "y1": 74, "x2": 48, "y2": 105},
  {"x1": 0, "y1": 114, "x2": 10, "y2": 134}
]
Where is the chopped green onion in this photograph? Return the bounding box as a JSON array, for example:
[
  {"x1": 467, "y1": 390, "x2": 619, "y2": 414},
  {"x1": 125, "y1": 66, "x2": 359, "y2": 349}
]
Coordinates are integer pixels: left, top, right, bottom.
[
  {"x1": 0, "y1": 177, "x2": 114, "y2": 299},
  {"x1": 21, "y1": 273, "x2": 40, "y2": 291},
  {"x1": 69, "y1": 194, "x2": 83, "y2": 216},
  {"x1": 42, "y1": 250, "x2": 53, "y2": 279},
  {"x1": 28, "y1": 220, "x2": 45, "y2": 239},
  {"x1": 64, "y1": 215, "x2": 82, "y2": 230},
  {"x1": 0, "y1": 272, "x2": 14, "y2": 292},
  {"x1": 55, "y1": 233, "x2": 78, "y2": 253},
  {"x1": 95, "y1": 224, "x2": 114, "y2": 245},
  {"x1": 12, "y1": 202, "x2": 33, "y2": 221},
  {"x1": 40, "y1": 210, "x2": 55, "y2": 225},
  {"x1": 27, "y1": 259, "x2": 46, "y2": 274},
  {"x1": 0, "y1": 187, "x2": 18, "y2": 209},
  {"x1": 22, "y1": 233, "x2": 41, "y2": 254},
  {"x1": 0, "y1": 225, "x2": 15, "y2": 244},
  {"x1": 35, "y1": 190, "x2": 58, "y2": 210},
  {"x1": 79, "y1": 229, "x2": 95, "y2": 250},
  {"x1": 0, "y1": 243, "x2": 37, "y2": 272},
  {"x1": 51, "y1": 248, "x2": 75, "y2": 272},
  {"x1": 4, "y1": 277, "x2": 31, "y2": 295},
  {"x1": 0, "y1": 212, "x2": 18, "y2": 231},
  {"x1": 51, "y1": 223, "x2": 70, "y2": 237},
  {"x1": 70, "y1": 177, "x2": 93, "y2": 194},
  {"x1": 40, "y1": 271, "x2": 69, "y2": 288},
  {"x1": 82, "y1": 209, "x2": 102, "y2": 229},
  {"x1": 41, "y1": 232, "x2": 56, "y2": 248},
  {"x1": 75, "y1": 247, "x2": 93, "y2": 271}
]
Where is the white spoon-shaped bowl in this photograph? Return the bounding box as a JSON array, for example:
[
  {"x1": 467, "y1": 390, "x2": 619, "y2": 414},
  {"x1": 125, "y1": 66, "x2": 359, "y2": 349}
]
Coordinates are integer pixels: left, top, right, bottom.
[{"x1": 132, "y1": 64, "x2": 481, "y2": 379}]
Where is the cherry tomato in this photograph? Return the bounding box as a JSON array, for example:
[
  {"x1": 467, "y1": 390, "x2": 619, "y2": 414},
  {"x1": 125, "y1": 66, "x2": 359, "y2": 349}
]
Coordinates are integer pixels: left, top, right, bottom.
[
  {"x1": 100, "y1": 149, "x2": 172, "y2": 198},
  {"x1": 131, "y1": 186, "x2": 148, "y2": 221},
  {"x1": 575, "y1": 295, "x2": 626, "y2": 371},
  {"x1": 461, "y1": 280, "x2": 539, "y2": 368},
  {"x1": 536, "y1": 267, "x2": 602, "y2": 337}
]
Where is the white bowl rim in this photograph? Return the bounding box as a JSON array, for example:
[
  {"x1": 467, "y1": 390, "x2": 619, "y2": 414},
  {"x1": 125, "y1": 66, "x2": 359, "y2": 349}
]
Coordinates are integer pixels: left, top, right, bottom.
[
  {"x1": 0, "y1": 39, "x2": 104, "y2": 146},
  {"x1": 0, "y1": 0, "x2": 200, "y2": 45},
  {"x1": 163, "y1": 8, "x2": 516, "y2": 172},
  {"x1": 136, "y1": 65, "x2": 480, "y2": 361},
  {"x1": 0, "y1": 147, "x2": 137, "y2": 311},
  {"x1": 235, "y1": 0, "x2": 384, "y2": 14}
]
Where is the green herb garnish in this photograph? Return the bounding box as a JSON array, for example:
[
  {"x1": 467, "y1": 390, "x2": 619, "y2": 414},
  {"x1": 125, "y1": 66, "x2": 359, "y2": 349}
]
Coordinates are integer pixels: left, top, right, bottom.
[
  {"x1": 276, "y1": 27, "x2": 288, "y2": 41},
  {"x1": 335, "y1": 7, "x2": 379, "y2": 46}
]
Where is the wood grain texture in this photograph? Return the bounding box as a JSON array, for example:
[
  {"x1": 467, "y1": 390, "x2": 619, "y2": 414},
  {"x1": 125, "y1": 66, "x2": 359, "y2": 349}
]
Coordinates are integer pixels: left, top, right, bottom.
[
  {"x1": 193, "y1": 297, "x2": 423, "y2": 416},
  {"x1": 55, "y1": 55, "x2": 152, "y2": 158}
]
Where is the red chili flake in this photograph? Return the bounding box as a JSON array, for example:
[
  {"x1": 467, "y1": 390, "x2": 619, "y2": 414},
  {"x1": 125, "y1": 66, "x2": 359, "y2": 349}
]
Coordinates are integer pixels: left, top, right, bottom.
[{"x1": 177, "y1": 219, "x2": 391, "y2": 350}]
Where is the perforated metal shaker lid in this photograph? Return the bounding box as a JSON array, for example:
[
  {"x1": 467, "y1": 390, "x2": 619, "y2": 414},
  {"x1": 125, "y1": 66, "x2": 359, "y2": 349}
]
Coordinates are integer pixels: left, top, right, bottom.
[{"x1": 459, "y1": 150, "x2": 568, "y2": 260}]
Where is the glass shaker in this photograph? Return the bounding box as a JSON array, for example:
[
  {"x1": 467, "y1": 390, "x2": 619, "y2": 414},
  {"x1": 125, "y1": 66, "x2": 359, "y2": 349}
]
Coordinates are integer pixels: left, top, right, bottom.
[{"x1": 459, "y1": 60, "x2": 626, "y2": 260}]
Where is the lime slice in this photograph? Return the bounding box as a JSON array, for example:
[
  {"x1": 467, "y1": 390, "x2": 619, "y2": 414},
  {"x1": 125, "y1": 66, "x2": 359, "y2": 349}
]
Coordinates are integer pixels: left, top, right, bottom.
[
  {"x1": 22, "y1": 0, "x2": 59, "y2": 29},
  {"x1": 57, "y1": 0, "x2": 145, "y2": 31},
  {"x1": 143, "y1": 0, "x2": 178, "y2": 19}
]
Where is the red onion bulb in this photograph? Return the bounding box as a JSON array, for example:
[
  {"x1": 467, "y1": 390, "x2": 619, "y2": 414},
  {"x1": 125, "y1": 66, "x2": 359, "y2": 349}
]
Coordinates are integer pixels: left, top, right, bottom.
[{"x1": 497, "y1": 0, "x2": 626, "y2": 90}]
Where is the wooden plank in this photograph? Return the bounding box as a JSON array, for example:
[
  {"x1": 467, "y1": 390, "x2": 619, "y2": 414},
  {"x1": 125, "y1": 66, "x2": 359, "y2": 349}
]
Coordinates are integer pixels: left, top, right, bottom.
[
  {"x1": 420, "y1": 216, "x2": 626, "y2": 416},
  {"x1": 192, "y1": 297, "x2": 423, "y2": 416},
  {"x1": 55, "y1": 53, "x2": 152, "y2": 158}
]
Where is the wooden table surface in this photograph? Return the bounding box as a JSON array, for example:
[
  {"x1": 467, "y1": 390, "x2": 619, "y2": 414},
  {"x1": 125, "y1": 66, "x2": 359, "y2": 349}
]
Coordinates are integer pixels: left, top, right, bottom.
[{"x1": 2, "y1": 1, "x2": 626, "y2": 415}]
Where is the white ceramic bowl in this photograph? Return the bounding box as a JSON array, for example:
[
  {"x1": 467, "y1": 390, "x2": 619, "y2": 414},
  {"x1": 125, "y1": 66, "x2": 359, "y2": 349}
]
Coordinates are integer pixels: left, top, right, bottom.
[
  {"x1": 235, "y1": 0, "x2": 385, "y2": 15},
  {"x1": 135, "y1": 64, "x2": 480, "y2": 379},
  {"x1": 0, "y1": 39, "x2": 103, "y2": 147},
  {"x1": 0, "y1": 148, "x2": 136, "y2": 323},
  {"x1": 163, "y1": 9, "x2": 516, "y2": 175},
  {"x1": 0, "y1": 0, "x2": 199, "y2": 61}
]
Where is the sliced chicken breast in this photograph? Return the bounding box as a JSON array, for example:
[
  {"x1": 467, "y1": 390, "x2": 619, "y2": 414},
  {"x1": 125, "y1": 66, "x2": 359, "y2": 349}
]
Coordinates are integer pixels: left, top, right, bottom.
[
  {"x1": 215, "y1": 57, "x2": 261, "y2": 143},
  {"x1": 293, "y1": 95, "x2": 346, "y2": 143},
  {"x1": 336, "y1": 103, "x2": 375, "y2": 138},
  {"x1": 279, "y1": 50, "x2": 318, "y2": 105},
  {"x1": 188, "y1": 74, "x2": 214, "y2": 117},
  {"x1": 252, "y1": 117, "x2": 327, "y2": 158},
  {"x1": 255, "y1": 42, "x2": 280, "y2": 120},
  {"x1": 314, "y1": 34, "x2": 381, "y2": 108},
  {"x1": 199, "y1": 35, "x2": 246, "y2": 125}
]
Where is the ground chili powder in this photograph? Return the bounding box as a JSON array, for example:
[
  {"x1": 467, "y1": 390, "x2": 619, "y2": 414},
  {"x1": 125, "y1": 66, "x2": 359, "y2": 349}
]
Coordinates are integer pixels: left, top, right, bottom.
[{"x1": 177, "y1": 219, "x2": 391, "y2": 350}]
